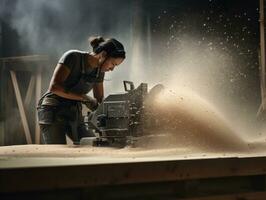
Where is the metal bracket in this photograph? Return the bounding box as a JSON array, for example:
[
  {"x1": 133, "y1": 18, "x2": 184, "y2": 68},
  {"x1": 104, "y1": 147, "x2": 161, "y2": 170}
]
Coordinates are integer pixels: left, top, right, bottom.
[{"x1": 123, "y1": 81, "x2": 135, "y2": 92}]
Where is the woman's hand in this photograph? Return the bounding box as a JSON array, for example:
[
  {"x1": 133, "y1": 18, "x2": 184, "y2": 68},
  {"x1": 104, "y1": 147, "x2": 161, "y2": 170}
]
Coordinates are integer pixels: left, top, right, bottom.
[{"x1": 82, "y1": 95, "x2": 99, "y2": 111}]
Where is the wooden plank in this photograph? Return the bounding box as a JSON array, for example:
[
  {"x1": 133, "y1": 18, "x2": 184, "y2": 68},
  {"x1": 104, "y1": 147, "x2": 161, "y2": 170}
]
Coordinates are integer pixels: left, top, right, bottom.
[
  {"x1": 35, "y1": 72, "x2": 42, "y2": 144},
  {"x1": 257, "y1": 103, "x2": 263, "y2": 119},
  {"x1": 1, "y1": 156, "x2": 266, "y2": 193},
  {"x1": 0, "y1": 20, "x2": 2, "y2": 57},
  {"x1": 0, "y1": 121, "x2": 4, "y2": 146},
  {"x1": 24, "y1": 75, "x2": 35, "y2": 107},
  {"x1": 0, "y1": 61, "x2": 5, "y2": 145},
  {"x1": 0, "y1": 55, "x2": 48, "y2": 63},
  {"x1": 10, "y1": 70, "x2": 32, "y2": 144}
]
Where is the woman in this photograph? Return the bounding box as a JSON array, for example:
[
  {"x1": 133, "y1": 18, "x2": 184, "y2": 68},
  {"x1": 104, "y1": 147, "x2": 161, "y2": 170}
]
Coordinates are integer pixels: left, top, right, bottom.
[{"x1": 37, "y1": 36, "x2": 126, "y2": 144}]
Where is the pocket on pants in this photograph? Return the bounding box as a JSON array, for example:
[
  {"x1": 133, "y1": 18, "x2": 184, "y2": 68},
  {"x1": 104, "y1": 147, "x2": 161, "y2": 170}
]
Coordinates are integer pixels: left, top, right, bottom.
[
  {"x1": 56, "y1": 106, "x2": 77, "y2": 122},
  {"x1": 37, "y1": 106, "x2": 55, "y2": 124}
]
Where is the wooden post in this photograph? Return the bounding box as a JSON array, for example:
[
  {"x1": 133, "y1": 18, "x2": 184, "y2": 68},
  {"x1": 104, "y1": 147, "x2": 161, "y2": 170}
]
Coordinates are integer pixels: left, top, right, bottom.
[
  {"x1": 0, "y1": 23, "x2": 3, "y2": 144},
  {"x1": 10, "y1": 70, "x2": 32, "y2": 144},
  {"x1": 0, "y1": 19, "x2": 3, "y2": 57},
  {"x1": 0, "y1": 61, "x2": 5, "y2": 145},
  {"x1": 24, "y1": 75, "x2": 35, "y2": 107},
  {"x1": 35, "y1": 72, "x2": 42, "y2": 144}
]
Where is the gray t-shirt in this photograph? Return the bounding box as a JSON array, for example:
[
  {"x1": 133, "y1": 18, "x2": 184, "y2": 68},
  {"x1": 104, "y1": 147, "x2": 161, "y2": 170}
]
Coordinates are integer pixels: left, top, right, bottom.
[{"x1": 58, "y1": 50, "x2": 105, "y2": 92}]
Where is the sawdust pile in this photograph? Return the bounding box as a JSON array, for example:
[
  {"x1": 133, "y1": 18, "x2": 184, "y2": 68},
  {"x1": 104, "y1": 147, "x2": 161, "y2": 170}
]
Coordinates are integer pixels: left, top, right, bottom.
[{"x1": 137, "y1": 86, "x2": 248, "y2": 152}]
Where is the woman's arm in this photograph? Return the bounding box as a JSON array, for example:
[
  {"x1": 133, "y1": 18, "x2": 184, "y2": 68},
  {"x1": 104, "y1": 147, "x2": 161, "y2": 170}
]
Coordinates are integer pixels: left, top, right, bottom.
[
  {"x1": 48, "y1": 63, "x2": 86, "y2": 101},
  {"x1": 93, "y1": 82, "x2": 104, "y2": 103}
]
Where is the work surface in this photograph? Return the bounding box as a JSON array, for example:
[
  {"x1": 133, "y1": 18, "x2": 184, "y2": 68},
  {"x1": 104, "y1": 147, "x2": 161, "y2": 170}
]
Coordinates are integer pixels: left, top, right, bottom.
[
  {"x1": 0, "y1": 144, "x2": 266, "y2": 169},
  {"x1": 2, "y1": 144, "x2": 266, "y2": 196}
]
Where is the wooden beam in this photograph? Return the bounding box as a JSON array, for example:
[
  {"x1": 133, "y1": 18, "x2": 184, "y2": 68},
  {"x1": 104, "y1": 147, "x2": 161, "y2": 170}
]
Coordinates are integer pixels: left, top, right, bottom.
[
  {"x1": 10, "y1": 70, "x2": 32, "y2": 144},
  {"x1": 0, "y1": 61, "x2": 5, "y2": 145},
  {"x1": 24, "y1": 75, "x2": 35, "y2": 107},
  {"x1": 35, "y1": 72, "x2": 42, "y2": 144},
  {"x1": 1, "y1": 156, "x2": 266, "y2": 193},
  {"x1": 0, "y1": 55, "x2": 48, "y2": 63}
]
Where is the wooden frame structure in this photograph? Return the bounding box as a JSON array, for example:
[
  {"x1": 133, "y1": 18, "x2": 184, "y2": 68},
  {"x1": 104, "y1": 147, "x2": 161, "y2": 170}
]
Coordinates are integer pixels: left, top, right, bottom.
[{"x1": 0, "y1": 55, "x2": 48, "y2": 145}]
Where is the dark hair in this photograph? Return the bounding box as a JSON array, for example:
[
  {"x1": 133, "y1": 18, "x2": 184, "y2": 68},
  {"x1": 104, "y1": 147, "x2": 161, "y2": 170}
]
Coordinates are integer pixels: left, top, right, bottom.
[{"x1": 89, "y1": 36, "x2": 126, "y2": 59}]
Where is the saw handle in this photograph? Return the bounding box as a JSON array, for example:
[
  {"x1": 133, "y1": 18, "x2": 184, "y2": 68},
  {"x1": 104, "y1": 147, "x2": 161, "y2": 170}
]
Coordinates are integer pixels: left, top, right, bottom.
[{"x1": 123, "y1": 81, "x2": 135, "y2": 92}]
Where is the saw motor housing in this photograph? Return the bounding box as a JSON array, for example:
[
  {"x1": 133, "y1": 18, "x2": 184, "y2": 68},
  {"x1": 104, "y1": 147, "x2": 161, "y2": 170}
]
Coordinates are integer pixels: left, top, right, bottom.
[{"x1": 83, "y1": 81, "x2": 148, "y2": 146}]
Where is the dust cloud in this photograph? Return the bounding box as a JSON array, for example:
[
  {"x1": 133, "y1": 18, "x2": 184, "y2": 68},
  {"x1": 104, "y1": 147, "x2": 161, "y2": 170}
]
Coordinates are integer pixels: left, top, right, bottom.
[
  {"x1": 143, "y1": 36, "x2": 261, "y2": 141},
  {"x1": 134, "y1": 86, "x2": 248, "y2": 152}
]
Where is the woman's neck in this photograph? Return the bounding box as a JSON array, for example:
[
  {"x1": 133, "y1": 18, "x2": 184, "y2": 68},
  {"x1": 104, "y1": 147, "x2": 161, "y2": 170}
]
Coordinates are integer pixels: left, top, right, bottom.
[{"x1": 86, "y1": 53, "x2": 99, "y2": 68}]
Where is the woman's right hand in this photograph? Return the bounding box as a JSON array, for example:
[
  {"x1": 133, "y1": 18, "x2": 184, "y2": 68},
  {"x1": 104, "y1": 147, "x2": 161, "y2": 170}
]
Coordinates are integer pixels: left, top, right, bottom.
[{"x1": 82, "y1": 95, "x2": 99, "y2": 111}]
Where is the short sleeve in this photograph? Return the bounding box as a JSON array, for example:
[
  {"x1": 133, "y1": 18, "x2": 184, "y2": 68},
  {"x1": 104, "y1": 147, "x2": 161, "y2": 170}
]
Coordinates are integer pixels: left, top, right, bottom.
[{"x1": 58, "y1": 51, "x2": 77, "y2": 70}]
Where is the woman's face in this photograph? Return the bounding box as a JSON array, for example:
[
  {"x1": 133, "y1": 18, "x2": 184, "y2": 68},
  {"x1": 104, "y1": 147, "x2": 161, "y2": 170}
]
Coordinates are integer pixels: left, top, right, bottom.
[{"x1": 100, "y1": 57, "x2": 124, "y2": 72}]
